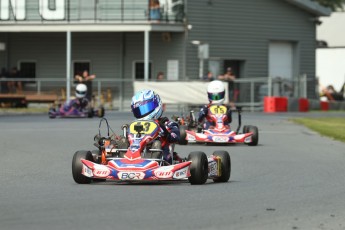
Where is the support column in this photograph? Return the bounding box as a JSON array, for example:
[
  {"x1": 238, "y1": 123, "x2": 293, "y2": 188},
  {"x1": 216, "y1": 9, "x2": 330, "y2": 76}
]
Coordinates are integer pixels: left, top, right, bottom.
[
  {"x1": 144, "y1": 30, "x2": 149, "y2": 82},
  {"x1": 66, "y1": 31, "x2": 71, "y2": 101}
]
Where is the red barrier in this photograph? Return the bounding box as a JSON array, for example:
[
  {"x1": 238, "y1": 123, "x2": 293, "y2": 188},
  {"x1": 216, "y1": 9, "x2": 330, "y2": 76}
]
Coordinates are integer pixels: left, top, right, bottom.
[
  {"x1": 320, "y1": 101, "x2": 329, "y2": 111},
  {"x1": 264, "y1": 97, "x2": 288, "y2": 113},
  {"x1": 298, "y1": 98, "x2": 309, "y2": 112}
]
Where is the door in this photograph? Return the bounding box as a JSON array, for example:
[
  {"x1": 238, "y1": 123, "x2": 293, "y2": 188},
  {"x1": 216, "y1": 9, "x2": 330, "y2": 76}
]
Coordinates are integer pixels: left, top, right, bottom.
[{"x1": 269, "y1": 42, "x2": 293, "y2": 79}]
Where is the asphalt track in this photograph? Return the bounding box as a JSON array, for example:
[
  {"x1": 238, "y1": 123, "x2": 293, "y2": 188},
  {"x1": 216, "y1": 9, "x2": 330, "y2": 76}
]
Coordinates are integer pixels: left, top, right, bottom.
[{"x1": 0, "y1": 111, "x2": 345, "y2": 230}]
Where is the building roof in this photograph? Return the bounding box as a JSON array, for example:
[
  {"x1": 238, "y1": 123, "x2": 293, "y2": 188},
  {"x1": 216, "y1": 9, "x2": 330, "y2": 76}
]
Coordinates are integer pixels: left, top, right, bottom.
[{"x1": 285, "y1": 0, "x2": 332, "y2": 16}]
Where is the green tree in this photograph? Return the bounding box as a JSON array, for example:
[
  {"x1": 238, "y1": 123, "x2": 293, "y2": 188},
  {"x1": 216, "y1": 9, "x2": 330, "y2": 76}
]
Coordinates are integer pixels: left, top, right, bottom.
[{"x1": 312, "y1": 0, "x2": 345, "y2": 11}]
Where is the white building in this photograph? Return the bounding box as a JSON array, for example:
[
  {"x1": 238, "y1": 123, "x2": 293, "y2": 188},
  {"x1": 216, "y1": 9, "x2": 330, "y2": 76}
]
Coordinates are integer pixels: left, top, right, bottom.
[{"x1": 317, "y1": 9, "x2": 345, "y2": 92}]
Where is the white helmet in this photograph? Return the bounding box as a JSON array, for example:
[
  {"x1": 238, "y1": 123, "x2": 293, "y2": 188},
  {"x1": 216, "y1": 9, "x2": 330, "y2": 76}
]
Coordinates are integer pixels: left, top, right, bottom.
[
  {"x1": 207, "y1": 80, "x2": 225, "y2": 104},
  {"x1": 75, "y1": 84, "x2": 87, "y2": 98}
]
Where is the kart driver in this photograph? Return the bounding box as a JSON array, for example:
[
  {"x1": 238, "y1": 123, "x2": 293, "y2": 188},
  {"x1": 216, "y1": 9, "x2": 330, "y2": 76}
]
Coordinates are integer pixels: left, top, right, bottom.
[
  {"x1": 198, "y1": 80, "x2": 233, "y2": 129},
  {"x1": 63, "y1": 83, "x2": 89, "y2": 112},
  {"x1": 130, "y1": 89, "x2": 183, "y2": 163}
]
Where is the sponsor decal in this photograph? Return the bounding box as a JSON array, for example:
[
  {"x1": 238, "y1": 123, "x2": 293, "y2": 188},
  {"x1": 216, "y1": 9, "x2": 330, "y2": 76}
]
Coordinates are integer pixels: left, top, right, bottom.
[
  {"x1": 244, "y1": 136, "x2": 252, "y2": 143},
  {"x1": 186, "y1": 133, "x2": 196, "y2": 141},
  {"x1": 212, "y1": 136, "x2": 228, "y2": 143},
  {"x1": 118, "y1": 172, "x2": 145, "y2": 180},
  {"x1": 93, "y1": 167, "x2": 111, "y2": 177},
  {"x1": 234, "y1": 134, "x2": 245, "y2": 140},
  {"x1": 208, "y1": 161, "x2": 218, "y2": 176},
  {"x1": 173, "y1": 167, "x2": 188, "y2": 179},
  {"x1": 82, "y1": 165, "x2": 93, "y2": 177},
  {"x1": 154, "y1": 166, "x2": 174, "y2": 178}
]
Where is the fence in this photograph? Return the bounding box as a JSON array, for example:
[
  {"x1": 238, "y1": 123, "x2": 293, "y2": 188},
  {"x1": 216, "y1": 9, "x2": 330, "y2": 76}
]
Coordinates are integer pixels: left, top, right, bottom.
[{"x1": 0, "y1": 76, "x2": 309, "y2": 111}]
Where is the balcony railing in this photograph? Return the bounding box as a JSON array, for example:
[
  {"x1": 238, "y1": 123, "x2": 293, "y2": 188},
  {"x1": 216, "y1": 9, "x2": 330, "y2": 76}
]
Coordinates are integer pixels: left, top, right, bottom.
[{"x1": 0, "y1": 0, "x2": 185, "y2": 23}]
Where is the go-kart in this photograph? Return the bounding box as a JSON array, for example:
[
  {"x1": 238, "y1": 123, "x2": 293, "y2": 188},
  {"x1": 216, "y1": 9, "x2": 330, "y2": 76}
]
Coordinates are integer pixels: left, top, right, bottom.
[
  {"x1": 48, "y1": 100, "x2": 104, "y2": 118},
  {"x1": 72, "y1": 118, "x2": 231, "y2": 185},
  {"x1": 176, "y1": 106, "x2": 259, "y2": 146}
]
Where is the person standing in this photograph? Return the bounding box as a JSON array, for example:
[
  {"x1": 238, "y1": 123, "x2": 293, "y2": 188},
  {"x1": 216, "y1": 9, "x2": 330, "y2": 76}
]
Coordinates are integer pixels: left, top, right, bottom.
[
  {"x1": 74, "y1": 70, "x2": 96, "y2": 102},
  {"x1": 156, "y1": 71, "x2": 164, "y2": 81},
  {"x1": 149, "y1": 0, "x2": 161, "y2": 21},
  {"x1": 218, "y1": 67, "x2": 236, "y2": 109},
  {"x1": 202, "y1": 71, "x2": 215, "y2": 82}
]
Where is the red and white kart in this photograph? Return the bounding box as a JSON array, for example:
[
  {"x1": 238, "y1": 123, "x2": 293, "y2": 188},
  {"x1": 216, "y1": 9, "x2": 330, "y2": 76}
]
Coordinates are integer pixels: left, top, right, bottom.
[
  {"x1": 180, "y1": 105, "x2": 259, "y2": 146},
  {"x1": 72, "y1": 118, "x2": 231, "y2": 185}
]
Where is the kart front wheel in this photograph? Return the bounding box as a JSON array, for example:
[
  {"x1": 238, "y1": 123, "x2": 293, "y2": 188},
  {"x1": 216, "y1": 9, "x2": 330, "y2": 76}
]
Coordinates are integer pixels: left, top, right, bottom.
[
  {"x1": 72, "y1": 150, "x2": 93, "y2": 184},
  {"x1": 188, "y1": 151, "x2": 208, "y2": 185},
  {"x1": 178, "y1": 125, "x2": 188, "y2": 145},
  {"x1": 212, "y1": 150, "x2": 231, "y2": 183},
  {"x1": 48, "y1": 108, "x2": 56, "y2": 119},
  {"x1": 247, "y1": 125, "x2": 259, "y2": 146}
]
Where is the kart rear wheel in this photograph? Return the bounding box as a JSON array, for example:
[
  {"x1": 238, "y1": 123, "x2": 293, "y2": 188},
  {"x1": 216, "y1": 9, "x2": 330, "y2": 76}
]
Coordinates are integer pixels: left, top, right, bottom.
[
  {"x1": 87, "y1": 108, "x2": 94, "y2": 118},
  {"x1": 146, "y1": 140, "x2": 162, "y2": 159},
  {"x1": 72, "y1": 150, "x2": 93, "y2": 184},
  {"x1": 48, "y1": 108, "x2": 56, "y2": 119},
  {"x1": 243, "y1": 125, "x2": 249, "y2": 134},
  {"x1": 247, "y1": 125, "x2": 259, "y2": 146},
  {"x1": 188, "y1": 151, "x2": 208, "y2": 185},
  {"x1": 113, "y1": 136, "x2": 128, "y2": 158},
  {"x1": 179, "y1": 125, "x2": 188, "y2": 145},
  {"x1": 98, "y1": 106, "x2": 105, "y2": 118},
  {"x1": 212, "y1": 150, "x2": 231, "y2": 183}
]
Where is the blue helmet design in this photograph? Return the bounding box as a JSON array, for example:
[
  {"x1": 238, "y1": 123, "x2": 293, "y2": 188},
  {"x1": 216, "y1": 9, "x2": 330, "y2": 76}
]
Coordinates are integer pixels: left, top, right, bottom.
[{"x1": 131, "y1": 89, "x2": 163, "y2": 120}]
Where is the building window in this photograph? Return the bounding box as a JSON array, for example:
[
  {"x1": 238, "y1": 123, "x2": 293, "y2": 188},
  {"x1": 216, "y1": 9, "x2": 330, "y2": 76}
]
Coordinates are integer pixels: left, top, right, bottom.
[
  {"x1": 134, "y1": 61, "x2": 152, "y2": 80},
  {"x1": 19, "y1": 62, "x2": 36, "y2": 82}
]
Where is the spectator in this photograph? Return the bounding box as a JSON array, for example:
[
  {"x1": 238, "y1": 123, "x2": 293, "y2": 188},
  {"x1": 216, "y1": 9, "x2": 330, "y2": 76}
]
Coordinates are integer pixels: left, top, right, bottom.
[
  {"x1": 7, "y1": 67, "x2": 23, "y2": 93},
  {"x1": 156, "y1": 71, "x2": 164, "y2": 81},
  {"x1": 321, "y1": 84, "x2": 344, "y2": 101},
  {"x1": 218, "y1": 67, "x2": 237, "y2": 109},
  {"x1": 202, "y1": 71, "x2": 215, "y2": 82},
  {"x1": 149, "y1": 0, "x2": 161, "y2": 21},
  {"x1": 0, "y1": 68, "x2": 9, "y2": 93},
  {"x1": 74, "y1": 70, "x2": 96, "y2": 101}
]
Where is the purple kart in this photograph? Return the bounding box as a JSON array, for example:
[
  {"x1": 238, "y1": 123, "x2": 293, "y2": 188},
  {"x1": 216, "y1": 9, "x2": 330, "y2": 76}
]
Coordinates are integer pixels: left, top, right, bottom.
[{"x1": 48, "y1": 100, "x2": 104, "y2": 118}]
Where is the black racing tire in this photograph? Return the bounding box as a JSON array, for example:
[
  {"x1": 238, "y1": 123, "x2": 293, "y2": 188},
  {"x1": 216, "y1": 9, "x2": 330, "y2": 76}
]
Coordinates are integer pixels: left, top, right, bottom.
[
  {"x1": 178, "y1": 125, "x2": 188, "y2": 145},
  {"x1": 72, "y1": 150, "x2": 93, "y2": 184},
  {"x1": 212, "y1": 150, "x2": 231, "y2": 183},
  {"x1": 90, "y1": 150, "x2": 107, "y2": 182},
  {"x1": 87, "y1": 108, "x2": 94, "y2": 118},
  {"x1": 113, "y1": 136, "x2": 128, "y2": 158},
  {"x1": 146, "y1": 140, "x2": 162, "y2": 159},
  {"x1": 243, "y1": 125, "x2": 249, "y2": 134},
  {"x1": 91, "y1": 150, "x2": 101, "y2": 163},
  {"x1": 48, "y1": 108, "x2": 56, "y2": 119},
  {"x1": 188, "y1": 151, "x2": 208, "y2": 185},
  {"x1": 98, "y1": 106, "x2": 105, "y2": 118},
  {"x1": 247, "y1": 125, "x2": 259, "y2": 146}
]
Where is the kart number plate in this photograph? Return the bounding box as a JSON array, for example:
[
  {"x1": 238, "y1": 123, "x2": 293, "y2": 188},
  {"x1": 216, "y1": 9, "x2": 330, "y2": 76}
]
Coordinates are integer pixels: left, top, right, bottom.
[
  {"x1": 209, "y1": 105, "x2": 227, "y2": 115},
  {"x1": 212, "y1": 136, "x2": 228, "y2": 143},
  {"x1": 129, "y1": 121, "x2": 158, "y2": 135}
]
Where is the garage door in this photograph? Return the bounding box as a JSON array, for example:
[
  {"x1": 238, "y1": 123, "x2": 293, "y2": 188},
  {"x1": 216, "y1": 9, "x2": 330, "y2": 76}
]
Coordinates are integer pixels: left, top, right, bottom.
[{"x1": 269, "y1": 42, "x2": 293, "y2": 79}]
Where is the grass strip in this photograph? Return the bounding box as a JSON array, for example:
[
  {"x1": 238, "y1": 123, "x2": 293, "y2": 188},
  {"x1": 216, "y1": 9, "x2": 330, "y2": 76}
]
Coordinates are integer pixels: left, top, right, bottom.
[{"x1": 291, "y1": 117, "x2": 345, "y2": 143}]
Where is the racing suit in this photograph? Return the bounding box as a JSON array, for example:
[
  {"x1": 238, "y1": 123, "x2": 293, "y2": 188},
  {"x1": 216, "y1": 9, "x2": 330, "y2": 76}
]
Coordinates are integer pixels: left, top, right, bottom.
[
  {"x1": 63, "y1": 98, "x2": 89, "y2": 112},
  {"x1": 198, "y1": 104, "x2": 232, "y2": 129},
  {"x1": 157, "y1": 117, "x2": 181, "y2": 163}
]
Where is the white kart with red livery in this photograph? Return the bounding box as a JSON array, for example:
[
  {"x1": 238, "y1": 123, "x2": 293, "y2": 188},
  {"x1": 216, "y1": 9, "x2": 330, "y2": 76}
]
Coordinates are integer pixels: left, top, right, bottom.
[
  {"x1": 72, "y1": 118, "x2": 231, "y2": 185},
  {"x1": 183, "y1": 105, "x2": 259, "y2": 146}
]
